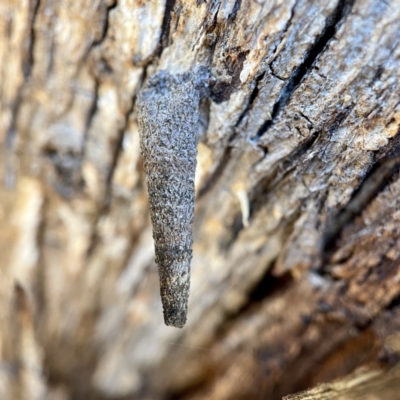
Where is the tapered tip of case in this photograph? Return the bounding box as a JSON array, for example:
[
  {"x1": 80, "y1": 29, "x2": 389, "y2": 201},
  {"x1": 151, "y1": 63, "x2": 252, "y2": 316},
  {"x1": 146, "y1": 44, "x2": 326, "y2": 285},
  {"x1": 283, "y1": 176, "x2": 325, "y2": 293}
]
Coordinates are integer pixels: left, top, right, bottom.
[
  {"x1": 162, "y1": 296, "x2": 188, "y2": 328},
  {"x1": 161, "y1": 282, "x2": 189, "y2": 328},
  {"x1": 158, "y1": 257, "x2": 191, "y2": 328},
  {"x1": 164, "y1": 311, "x2": 187, "y2": 328}
]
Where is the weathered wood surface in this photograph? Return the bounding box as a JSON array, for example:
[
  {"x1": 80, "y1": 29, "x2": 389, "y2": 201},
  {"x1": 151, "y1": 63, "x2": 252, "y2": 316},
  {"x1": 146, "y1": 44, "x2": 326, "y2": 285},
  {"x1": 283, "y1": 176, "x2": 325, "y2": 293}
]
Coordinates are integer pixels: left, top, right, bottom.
[
  {"x1": 284, "y1": 366, "x2": 400, "y2": 400},
  {"x1": 1, "y1": 0, "x2": 400, "y2": 399}
]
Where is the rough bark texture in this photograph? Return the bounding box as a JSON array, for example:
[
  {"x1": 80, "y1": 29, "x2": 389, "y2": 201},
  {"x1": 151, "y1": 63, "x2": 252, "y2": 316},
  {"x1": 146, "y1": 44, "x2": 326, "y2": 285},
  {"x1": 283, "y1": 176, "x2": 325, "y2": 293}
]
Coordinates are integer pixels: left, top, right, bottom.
[
  {"x1": 0, "y1": 0, "x2": 400, "y2": 399},
  {"x1": 284, "y1": 366, "x2": 400, "y2": 400}
]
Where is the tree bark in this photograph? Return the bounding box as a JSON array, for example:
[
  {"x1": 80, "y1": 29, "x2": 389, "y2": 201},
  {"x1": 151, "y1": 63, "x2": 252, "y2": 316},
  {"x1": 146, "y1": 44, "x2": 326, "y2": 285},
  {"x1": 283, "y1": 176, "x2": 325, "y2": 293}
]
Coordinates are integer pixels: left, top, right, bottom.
[{"x1": 1, "y1": 0, "x2": 400, "y2": 399}]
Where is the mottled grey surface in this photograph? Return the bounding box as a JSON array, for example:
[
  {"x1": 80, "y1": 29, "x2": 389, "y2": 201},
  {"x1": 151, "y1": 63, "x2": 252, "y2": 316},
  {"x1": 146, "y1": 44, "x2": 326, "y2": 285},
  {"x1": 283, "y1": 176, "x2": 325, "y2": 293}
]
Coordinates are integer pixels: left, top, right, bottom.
[{"x1": 137, "y1": 70, "x2": 203, "y2": 327}]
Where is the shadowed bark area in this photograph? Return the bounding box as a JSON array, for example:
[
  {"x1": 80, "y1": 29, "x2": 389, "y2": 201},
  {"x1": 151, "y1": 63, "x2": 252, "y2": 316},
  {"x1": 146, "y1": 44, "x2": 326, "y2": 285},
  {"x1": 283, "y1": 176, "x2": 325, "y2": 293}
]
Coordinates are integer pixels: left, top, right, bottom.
[{"x1": 0, "y1": 0, "x2": 400, "y2": 399}]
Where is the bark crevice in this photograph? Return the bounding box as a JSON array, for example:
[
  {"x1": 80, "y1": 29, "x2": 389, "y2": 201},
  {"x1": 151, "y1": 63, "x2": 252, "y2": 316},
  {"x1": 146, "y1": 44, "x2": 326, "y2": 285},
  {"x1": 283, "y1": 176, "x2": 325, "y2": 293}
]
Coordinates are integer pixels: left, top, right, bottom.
[
  {"x1": 255, "y1": 0, "x2": 356, "y2": 143},
  {"x1": 92, "y1": 0, "x2": 118, "y2": 48}
]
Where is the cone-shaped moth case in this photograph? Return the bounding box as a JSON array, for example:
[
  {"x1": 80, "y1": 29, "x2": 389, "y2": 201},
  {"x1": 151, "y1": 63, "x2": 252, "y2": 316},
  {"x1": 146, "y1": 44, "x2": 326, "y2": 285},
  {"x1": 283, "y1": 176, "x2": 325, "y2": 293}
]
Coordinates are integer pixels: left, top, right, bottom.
[{"x1": 137, "y1": 70, "x2": 203, "y2": 327}]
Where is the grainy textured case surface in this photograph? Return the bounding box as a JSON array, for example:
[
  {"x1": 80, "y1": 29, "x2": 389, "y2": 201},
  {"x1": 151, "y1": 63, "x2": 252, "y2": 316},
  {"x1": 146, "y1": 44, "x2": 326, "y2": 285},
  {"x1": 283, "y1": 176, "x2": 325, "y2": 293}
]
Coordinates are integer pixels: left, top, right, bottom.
[{"x1": 137, "y1": 70, "x2": 202, "y2": 327}]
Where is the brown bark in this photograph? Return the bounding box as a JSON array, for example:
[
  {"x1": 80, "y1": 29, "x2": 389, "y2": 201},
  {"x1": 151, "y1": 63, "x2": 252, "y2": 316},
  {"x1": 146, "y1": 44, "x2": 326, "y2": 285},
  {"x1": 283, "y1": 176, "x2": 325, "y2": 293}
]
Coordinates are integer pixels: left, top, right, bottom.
[
  {"x1": 284, "y1": 366, "x2": 400, "y2": 400},
  {"x1": 1, "y1": 0, "x2": 400, "y2": 399}
]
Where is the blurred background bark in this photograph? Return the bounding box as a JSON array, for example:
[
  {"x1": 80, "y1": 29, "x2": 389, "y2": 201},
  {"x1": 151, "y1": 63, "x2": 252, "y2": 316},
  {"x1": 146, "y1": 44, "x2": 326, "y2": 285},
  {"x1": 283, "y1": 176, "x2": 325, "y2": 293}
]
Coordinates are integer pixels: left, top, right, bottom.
[{"x1": 1, "y1": 0, "x2": 400, "y2": 399}]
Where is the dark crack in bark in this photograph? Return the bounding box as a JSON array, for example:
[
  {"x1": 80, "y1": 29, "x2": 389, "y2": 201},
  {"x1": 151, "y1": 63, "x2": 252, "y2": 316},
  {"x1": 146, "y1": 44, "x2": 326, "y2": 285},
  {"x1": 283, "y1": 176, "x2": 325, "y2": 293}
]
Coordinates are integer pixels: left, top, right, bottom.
[
  {"x1": 92, "y1": 0, "x2": 117, "y2": 48},
  {"x1": 158, "y1": 0, "x2": 177, "y2": 54},
  {"x1": 22, "y1": 0, "x2": 40, "y2": 79},
  {"x1": 323, "y1": 156, "x2": 400, "y2": 255},
  {"x1": 255, "y1": 0, "x2": 356, "y2": 142},
  {"x1": 5, "y1": 0, "x2": 41, "y2": 188}
]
